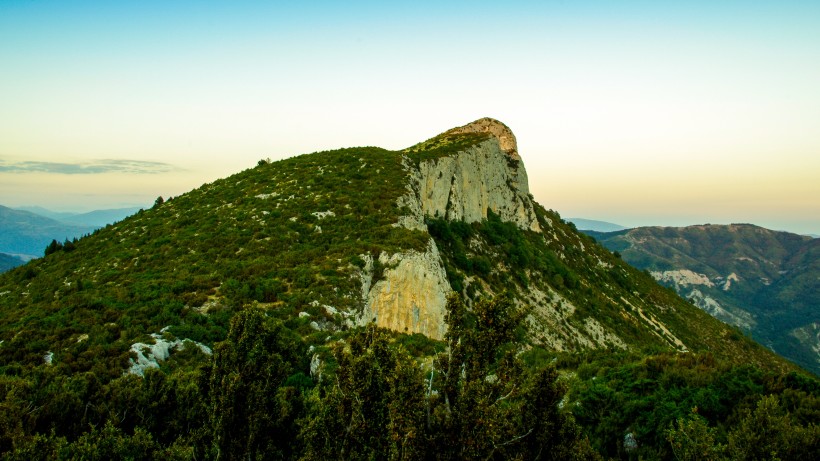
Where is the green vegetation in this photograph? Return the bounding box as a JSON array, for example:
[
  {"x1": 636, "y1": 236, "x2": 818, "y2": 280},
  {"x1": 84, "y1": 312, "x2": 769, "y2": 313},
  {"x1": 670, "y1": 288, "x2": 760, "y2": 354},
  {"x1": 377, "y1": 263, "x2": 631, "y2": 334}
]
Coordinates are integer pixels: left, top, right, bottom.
[
  {"x1": 0, "y1": 296, "x2": 602, "y2": 460},
  {"x1": 0, "y1": 127, "x2": 815, "y2": 459},
  {"x1": 566, "y1": 351, "x2": 819, "y2": 459},
  {"x1": 589, "y1": 224, "x2": 820, "y2": 375},
  {"x1": 1, "y1": 296, "x2": 815, "y2": 460},
  {"x1": 0, "y1": 146, "x2": 427, "y2": 377}
]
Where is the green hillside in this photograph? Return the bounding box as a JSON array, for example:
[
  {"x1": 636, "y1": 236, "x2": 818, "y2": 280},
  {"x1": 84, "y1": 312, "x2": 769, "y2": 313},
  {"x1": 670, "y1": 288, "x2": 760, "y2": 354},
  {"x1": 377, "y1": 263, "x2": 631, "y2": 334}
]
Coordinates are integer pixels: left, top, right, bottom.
[
  {"x1": 0, "y1": 122, "x2": 816, "y2": 459},
  {"x1": 587, "y1": 224, "x2": 820, "y2": 375}
]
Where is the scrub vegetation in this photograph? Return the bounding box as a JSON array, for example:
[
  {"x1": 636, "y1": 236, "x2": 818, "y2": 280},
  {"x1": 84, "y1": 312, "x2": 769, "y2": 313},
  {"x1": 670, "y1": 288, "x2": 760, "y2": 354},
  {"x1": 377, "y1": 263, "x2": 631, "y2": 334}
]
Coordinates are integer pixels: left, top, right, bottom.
[{"x1": 0, "y1": 130, "x2": 816, "y2": 459}]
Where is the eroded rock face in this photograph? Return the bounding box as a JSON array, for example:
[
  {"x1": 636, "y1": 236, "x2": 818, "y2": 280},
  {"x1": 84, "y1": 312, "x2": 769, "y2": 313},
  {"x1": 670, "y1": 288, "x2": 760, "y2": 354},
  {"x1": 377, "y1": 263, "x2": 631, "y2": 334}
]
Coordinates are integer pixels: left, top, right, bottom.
[
  {"x1": 396, "y1": 119, "x2": 540, "y2": 233},
  {"x1": 445, "y1": 117, "x2": 521, "y2": 161},
  {"x1": 414, "y1": 138, "x2": 539, "y2": 232},
  {"x1": 359, "y1": 239, "x2": 450, "y2": 339},
  {"x1": 359, "y1": 118, "x2": 539, "y2": 339}
]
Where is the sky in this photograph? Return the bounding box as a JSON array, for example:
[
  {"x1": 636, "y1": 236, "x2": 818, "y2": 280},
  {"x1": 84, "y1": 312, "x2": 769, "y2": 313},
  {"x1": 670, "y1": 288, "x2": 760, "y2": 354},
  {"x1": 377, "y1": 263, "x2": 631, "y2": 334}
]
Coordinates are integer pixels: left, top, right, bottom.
[{"x1": 1, "y1": 0, "x2": 819, "y2": 235}]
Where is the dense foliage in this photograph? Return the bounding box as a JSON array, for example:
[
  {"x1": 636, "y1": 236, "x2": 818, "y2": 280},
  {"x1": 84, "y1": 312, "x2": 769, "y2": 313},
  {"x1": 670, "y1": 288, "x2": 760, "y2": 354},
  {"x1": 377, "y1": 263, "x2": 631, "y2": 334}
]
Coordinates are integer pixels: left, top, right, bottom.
[
  {"x1": 564, "y1": 351, "x2": 819, "y2": 459},
  {"x1": 0, "y1": 146, "x2": 430, "y2": 379},
  {"x1": 0, "y1": 297, "x2": 608, "y2": 460}
]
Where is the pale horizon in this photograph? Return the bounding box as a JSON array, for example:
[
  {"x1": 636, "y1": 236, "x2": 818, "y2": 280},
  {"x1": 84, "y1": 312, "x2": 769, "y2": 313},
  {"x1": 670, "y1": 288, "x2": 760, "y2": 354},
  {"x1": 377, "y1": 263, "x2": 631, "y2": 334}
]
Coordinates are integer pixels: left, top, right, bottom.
[{"x1": 2, "y1": 1, "x2": 819, "y2": 235}]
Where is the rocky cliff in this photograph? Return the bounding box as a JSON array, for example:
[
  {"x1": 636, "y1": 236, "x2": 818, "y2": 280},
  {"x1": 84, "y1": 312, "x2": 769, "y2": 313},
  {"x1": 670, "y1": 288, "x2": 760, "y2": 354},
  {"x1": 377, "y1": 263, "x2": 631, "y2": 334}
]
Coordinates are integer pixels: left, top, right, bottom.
[
  {"x1": 359, "y1": 118, "x2": 540, "y2": 339},
  {"x1": 397, "y1": 118, "x2": 539, "y2": 232}
]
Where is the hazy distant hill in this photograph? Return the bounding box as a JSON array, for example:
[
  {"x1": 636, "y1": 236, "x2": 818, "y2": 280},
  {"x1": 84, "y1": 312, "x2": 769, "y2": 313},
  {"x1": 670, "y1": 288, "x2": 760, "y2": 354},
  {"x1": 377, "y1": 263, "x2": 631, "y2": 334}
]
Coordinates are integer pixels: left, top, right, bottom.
[
  {"x1": 0, "y1": 252, "x2": 25, "y2": 272},
  {"x1": 16, "y1": 205, "x2": 143, "y2": 227},
  {"x1": 567, "y1": 217, "x2": 627, "y2": 232},
  {"x1": 0, "y1": 205, "x2": 96, "y2": 258},
  {"x1": 587, "y1": 224, "x2": 820, "y2": 375}
]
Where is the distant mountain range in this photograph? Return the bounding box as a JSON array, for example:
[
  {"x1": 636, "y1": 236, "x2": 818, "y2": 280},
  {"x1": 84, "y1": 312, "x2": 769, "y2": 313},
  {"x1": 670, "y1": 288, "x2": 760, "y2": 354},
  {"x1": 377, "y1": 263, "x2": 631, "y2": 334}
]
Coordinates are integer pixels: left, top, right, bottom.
[
  {"x1": 0, "y1": 205, "x2": 143, "y2": 269},
  {"x1": 15, "y1": 205, "x2": 144, "y2": 227},
  {"x1": 585, "y1": 224, "x2": 819, "y2": 375},
  {"x1": 566, "y1": 218, "x2": 626, "y2": 232},
  {"x1": 0, "y1": 252, "x2": 26, "y2": 272}
]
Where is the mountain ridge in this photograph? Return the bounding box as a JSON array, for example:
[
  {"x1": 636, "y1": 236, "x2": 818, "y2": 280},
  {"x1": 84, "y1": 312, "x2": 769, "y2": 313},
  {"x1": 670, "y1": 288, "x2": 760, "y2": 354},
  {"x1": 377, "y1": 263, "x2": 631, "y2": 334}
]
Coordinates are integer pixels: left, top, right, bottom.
[
  {"x1": 0, "y1": 205, "x2": 96, "y2": 258},
  {"x1": 0, "y1": 118, "x2": 795, "y2": 375},
  {"x1": 586, "y1": 223, "x2": 819, "y2": 375},
  {"x1": 0, "y1": 118, "x2": 814, "y2": 459}
]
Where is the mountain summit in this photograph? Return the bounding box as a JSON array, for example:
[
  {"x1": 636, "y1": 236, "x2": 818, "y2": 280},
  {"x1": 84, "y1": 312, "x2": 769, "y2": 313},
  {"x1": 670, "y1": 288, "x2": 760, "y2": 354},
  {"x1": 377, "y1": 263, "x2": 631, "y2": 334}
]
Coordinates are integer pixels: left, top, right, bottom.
[
  {"x1": 0, "y1": 118, "x2": 813, "y2": 459},
  {"x1": 364, "y1": 118, "x2": 540, "y2": 338},
  {"x1": 0, "y1": 117, "x2": 790, "y2": 374}
]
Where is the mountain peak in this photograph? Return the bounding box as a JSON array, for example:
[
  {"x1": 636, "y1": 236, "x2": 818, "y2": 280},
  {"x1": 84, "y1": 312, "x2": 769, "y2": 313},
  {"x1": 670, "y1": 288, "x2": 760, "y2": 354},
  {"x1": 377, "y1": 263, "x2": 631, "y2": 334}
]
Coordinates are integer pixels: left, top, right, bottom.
[{"x1": 444, "y1": 117, "x2": 519, "y2": 160}]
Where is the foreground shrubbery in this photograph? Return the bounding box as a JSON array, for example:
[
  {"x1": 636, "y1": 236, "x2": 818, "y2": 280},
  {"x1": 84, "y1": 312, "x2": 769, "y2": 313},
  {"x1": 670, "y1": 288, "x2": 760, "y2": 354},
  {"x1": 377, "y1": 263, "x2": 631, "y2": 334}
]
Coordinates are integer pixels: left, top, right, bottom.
[
  {"x1": 2, "y1": 295, "x2": 817, "y2": 460},
  {"x1": 1, "y1": 296, "x2": 600, "y2": 460}
]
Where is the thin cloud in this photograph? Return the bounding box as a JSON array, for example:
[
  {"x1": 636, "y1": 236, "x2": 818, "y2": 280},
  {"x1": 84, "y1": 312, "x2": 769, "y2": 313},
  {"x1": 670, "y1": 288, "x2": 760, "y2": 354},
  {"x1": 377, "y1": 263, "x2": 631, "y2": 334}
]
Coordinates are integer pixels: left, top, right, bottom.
[{"x1": 0, "y1": 159, "x2": 180, "y2": 174}]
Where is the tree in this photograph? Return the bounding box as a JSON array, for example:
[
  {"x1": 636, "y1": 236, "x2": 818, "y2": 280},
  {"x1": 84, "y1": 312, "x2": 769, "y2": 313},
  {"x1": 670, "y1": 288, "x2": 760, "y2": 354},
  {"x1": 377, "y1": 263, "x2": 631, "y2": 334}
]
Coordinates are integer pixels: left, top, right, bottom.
[
  {"x1": 44, "y1": 239, "x2": 61, "y2": 256},
  {"x1": 299, "y1": 325, "x2": 426, "y2": 460},
  {"x1": 666, "y1": 409, "x2": 725, "y2": 461},
  {"x1": 428, "y1": 295, "x2": 599, "y2": 460},
  {"x1": 207, "y1": 308, "x2": 303, "y2": 460},
  {"x1": 727, "y1": 395, "x2": 820, "y2": 460}
]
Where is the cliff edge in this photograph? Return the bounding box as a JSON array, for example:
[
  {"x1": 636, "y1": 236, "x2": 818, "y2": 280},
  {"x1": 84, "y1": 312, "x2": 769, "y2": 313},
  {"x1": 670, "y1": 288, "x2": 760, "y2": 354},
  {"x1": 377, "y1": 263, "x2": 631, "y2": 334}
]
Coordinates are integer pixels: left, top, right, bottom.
[{"x1": 360, "y1": 118, "x2": 540, "y2": 338}]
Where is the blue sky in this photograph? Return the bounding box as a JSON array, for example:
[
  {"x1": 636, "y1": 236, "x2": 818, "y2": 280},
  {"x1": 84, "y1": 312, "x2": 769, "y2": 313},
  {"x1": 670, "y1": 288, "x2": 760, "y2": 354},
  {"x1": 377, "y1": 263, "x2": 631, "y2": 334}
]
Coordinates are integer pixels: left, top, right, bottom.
[{"x1": 1, "y1": 1, "x2": 819, "y2": 234}]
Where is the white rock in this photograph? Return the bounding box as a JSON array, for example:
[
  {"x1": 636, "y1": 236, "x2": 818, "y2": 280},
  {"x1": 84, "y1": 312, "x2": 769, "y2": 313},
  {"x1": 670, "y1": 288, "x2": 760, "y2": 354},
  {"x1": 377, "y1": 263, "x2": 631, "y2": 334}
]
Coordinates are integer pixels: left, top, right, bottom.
[{"x1": 311, "y1": 210, "x2": 335, "y2": 220}]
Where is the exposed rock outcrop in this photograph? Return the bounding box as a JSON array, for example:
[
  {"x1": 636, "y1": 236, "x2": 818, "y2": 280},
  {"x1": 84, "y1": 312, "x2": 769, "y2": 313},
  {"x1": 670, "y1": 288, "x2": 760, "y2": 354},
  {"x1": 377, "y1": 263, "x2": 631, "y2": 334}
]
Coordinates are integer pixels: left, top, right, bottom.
[
  {"x1": 397, "y1": 118, "x2": 540, "y2": 232},
  {"x1": 358, "y1": 239, "x2": 450, "y2": 339},
  {"x1": 444, "y1": 117, "x2": 521, "y2": 161},
  {"x1": 360, "y1": 118, "x2": 539, "y2": 339}
]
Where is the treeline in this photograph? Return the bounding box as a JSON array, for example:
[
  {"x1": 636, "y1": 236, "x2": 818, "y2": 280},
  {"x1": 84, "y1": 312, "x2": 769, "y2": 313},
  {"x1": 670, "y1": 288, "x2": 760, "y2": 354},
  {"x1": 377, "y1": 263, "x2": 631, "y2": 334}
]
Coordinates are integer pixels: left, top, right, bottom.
[
  {"x1": 0, "y1": 296, "x2": 598, "y2": 460},
  {"x1": 565, "y1": 350, "x2": 820, "y2": 459},
  {"x1": 1, "y1": 295, "x2": 818, "y2": 460}
]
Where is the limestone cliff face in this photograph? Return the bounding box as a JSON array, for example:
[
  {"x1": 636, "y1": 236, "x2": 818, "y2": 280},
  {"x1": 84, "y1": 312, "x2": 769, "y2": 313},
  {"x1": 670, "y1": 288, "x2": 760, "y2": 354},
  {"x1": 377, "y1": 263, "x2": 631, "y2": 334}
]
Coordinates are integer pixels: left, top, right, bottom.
[
  {"x1": 359, "y1": 118, "x2": 540, "y2": 339},
  {"x1": 358, "y1": 239, "x2": 450, "y2": 339},
  {"x1": 413, "y1": 138, "x2": 539, "y2": 232},
  {"x1": 444, "y1": 116, "x2": 521, "y2": 161},
  {"x1": 396, "y1": 118, "x2": 540, "y2": 233}
]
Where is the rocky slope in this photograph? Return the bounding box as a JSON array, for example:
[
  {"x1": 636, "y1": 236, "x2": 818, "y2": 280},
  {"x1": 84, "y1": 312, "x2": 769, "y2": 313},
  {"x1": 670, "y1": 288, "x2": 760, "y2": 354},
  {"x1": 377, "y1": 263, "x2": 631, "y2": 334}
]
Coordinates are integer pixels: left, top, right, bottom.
[{"x1": 587, "y1": 224, "x2": 819, "y2": 375}]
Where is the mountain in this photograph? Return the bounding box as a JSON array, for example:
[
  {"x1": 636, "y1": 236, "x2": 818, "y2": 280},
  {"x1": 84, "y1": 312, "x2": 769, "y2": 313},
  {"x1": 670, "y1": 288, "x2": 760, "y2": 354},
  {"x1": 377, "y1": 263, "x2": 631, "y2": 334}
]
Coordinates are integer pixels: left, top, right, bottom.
[
  {"x1": 0, "y1": 119, "x2": 813, "y2": 459},
  {"x1": 0, "y1": 205, "x2": 138, "y2": 268},
  {"x1": 14, "y1": 205, "x2": 78, "y2": 222},
  {"x1": 16, "y1": 205, "x2": 144, "y2": 227},
  {"x1": 0, "y1": 205, "x2": 96, "y2": 258},
  {"x1": 0, "y1": 253, "x2": 25, "y2": 272},
  {"x1": 58, "y1": 207, "x2": 144, "y2": 227},
  {"x1": 586, "y1": 224, "x2": 820, "y2": 375},
  {"x1": 0, "y1": 118, "x2": 784, "y2": 367},
  {"x1": 567, "y1": 218, "x2": 627, "y2": 232}
]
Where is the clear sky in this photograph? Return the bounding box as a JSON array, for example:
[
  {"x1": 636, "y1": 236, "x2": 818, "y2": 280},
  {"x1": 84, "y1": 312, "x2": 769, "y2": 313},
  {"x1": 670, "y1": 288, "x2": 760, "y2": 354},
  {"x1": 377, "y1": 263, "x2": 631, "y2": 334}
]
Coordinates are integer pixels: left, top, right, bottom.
[{"x1": 1, "y1": 0, "x2": 819, "y2": 234}]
